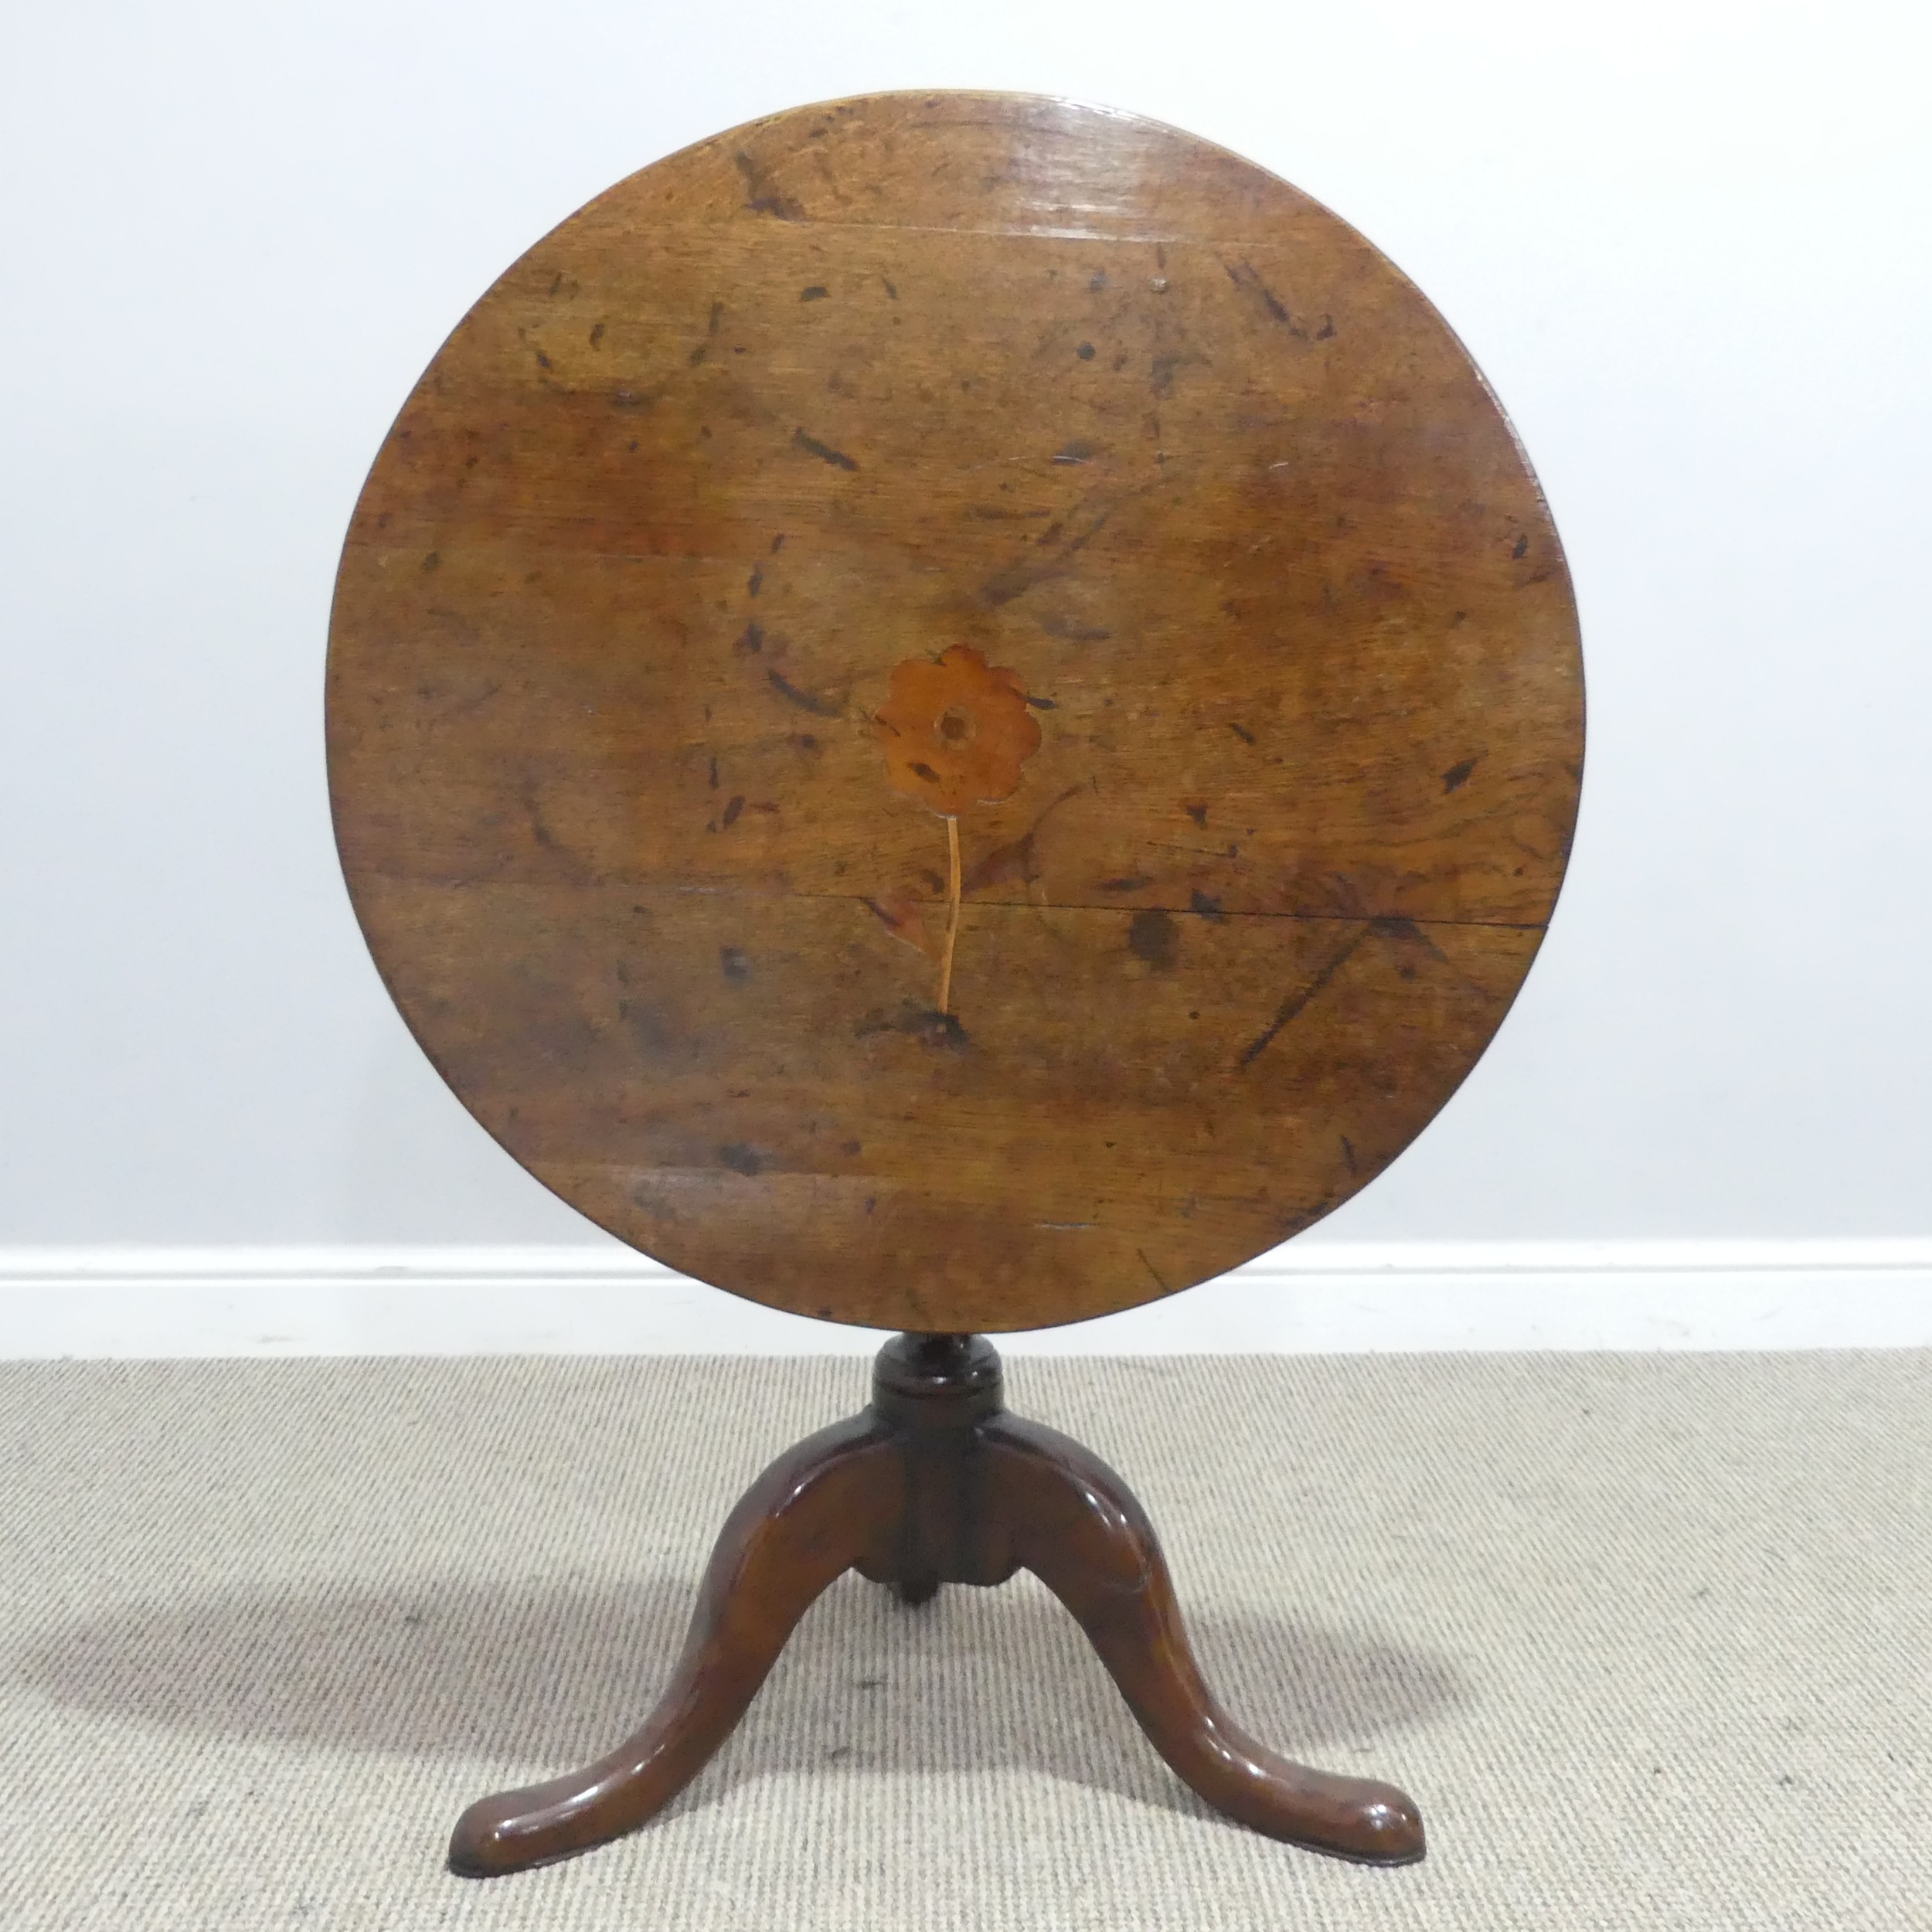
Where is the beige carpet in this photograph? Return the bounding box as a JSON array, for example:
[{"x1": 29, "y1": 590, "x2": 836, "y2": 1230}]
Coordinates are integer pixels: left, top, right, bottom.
[{"x1": 1, "y1": 1351, "x2": 1927, "y2": 1930}]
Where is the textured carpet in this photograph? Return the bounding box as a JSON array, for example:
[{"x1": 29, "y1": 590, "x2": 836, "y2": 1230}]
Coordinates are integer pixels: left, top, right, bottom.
[{"x1": 0, "y1": 1351, "x2": 1927, "y2": 1930}]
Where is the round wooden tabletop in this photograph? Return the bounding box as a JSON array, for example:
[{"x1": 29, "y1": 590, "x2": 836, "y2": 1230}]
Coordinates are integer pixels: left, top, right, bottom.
[{"x1": 328, "y1": 92, "x2": 1583, "y2": 1334}]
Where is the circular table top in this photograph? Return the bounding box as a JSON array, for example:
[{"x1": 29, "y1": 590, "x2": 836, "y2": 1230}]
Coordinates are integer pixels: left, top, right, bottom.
[{"x1": 327, "y1": 92, "x2": 1584, "y2": 1334}]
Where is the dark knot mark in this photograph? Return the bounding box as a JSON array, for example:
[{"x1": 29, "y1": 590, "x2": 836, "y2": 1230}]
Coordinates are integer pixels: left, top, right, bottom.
[
  {"x1": 1441, "y1": 757, "x2": 1478, "y2": 793},
  {"x1": 1238, "y1": 925, "x2": 1372, "y2": 1069},
  {"x1": 1128, "y1": 909, "x2": 1180, "y2": 972},
  {"x1": 1150, "y1": 349, "x2": 1208, "y2": 400},
  {"x1": 981, "y1": 500, "x2": 1114, "y2": 607},
  {"x1": 1371, "y1": 915, "x2": 1447, "y2": 973},
  {"x1": 855, "y1": 1002, "x2": 968, "y2": 1051},
  {"x1": 522, "y1": 781, "x2": 594, "y2": 884},
  {"x1": 767, "y1": 668, "x2": 843, "y2": 718},
  {"x1": 1238, "y1": 917, "x2": 1447, "y2": 1070},
  {"x1": 719, "y1": 946, "x2": 751, "y2": 982},
  {"x1": 1223, "y1": 259, "x2": 1306, "y2": 337},
  {"x1": 620, "y1": 1002, "x2": 671, "y2": 1057},
  {"x1": 733, "y1": 151, "x2": 804, "y2": 220},
  {"x1": 717, "y1": 1143, "x2": 767, "y2": 1177},
  {"x1": 793, "y1": 427, "x2": 858, "y2": 471}
]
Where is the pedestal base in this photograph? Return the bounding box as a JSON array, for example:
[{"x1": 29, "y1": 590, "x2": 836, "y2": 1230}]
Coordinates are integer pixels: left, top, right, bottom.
[{"x1": 449, "y1": 1335, "x2": 1424, "y2": 1875}]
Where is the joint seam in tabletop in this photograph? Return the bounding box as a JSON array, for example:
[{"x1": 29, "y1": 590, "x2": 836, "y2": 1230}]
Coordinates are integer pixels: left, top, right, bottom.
[
  {"x1": 542, "y1": 218, "x2": 1348, "y2": 248},
  {"x1": 355, "y1": 878, "x2": 1558, "y2": 934},
  {"x1": 456, "y1": 885, "x2": 1554, "y2": 934}
]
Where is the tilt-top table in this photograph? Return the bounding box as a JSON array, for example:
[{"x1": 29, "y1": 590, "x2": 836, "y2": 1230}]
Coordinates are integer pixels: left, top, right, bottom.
[{"x1": 326, "y1": 90, "x2": 1583, "y2": 1877}]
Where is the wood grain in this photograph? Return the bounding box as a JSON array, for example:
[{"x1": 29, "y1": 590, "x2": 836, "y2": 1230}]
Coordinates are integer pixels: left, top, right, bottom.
[{"x1": 328, "y1": 91, "x2": 1584, "y2": 1332}]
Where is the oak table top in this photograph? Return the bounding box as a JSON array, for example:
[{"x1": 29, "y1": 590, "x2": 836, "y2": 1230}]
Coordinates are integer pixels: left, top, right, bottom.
[{"x1": 327, "y1": 92, "x2": 1583, "y2": 1334}]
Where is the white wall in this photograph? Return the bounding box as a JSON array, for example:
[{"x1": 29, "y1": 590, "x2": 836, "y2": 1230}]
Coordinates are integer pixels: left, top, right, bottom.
[{"x1": 2, "y1": 0, "x2": 1928, "y2": 1263}]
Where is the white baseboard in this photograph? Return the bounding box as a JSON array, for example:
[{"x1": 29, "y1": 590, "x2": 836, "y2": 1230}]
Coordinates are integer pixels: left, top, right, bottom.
[{"x1": 0, "y1": 1241, "x2": 1927, "y2": 1357}]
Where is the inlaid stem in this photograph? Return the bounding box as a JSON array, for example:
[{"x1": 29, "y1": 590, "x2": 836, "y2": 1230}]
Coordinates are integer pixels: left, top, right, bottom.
[{"x1": 937, "y1": 815, "x2": 961, "y2": 1015}]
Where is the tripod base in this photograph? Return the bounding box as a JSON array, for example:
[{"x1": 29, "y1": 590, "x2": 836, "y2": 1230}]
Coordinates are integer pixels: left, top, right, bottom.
[{"x1": 449, "y1": 1335, "x2": 1424, "y2": 1876}]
